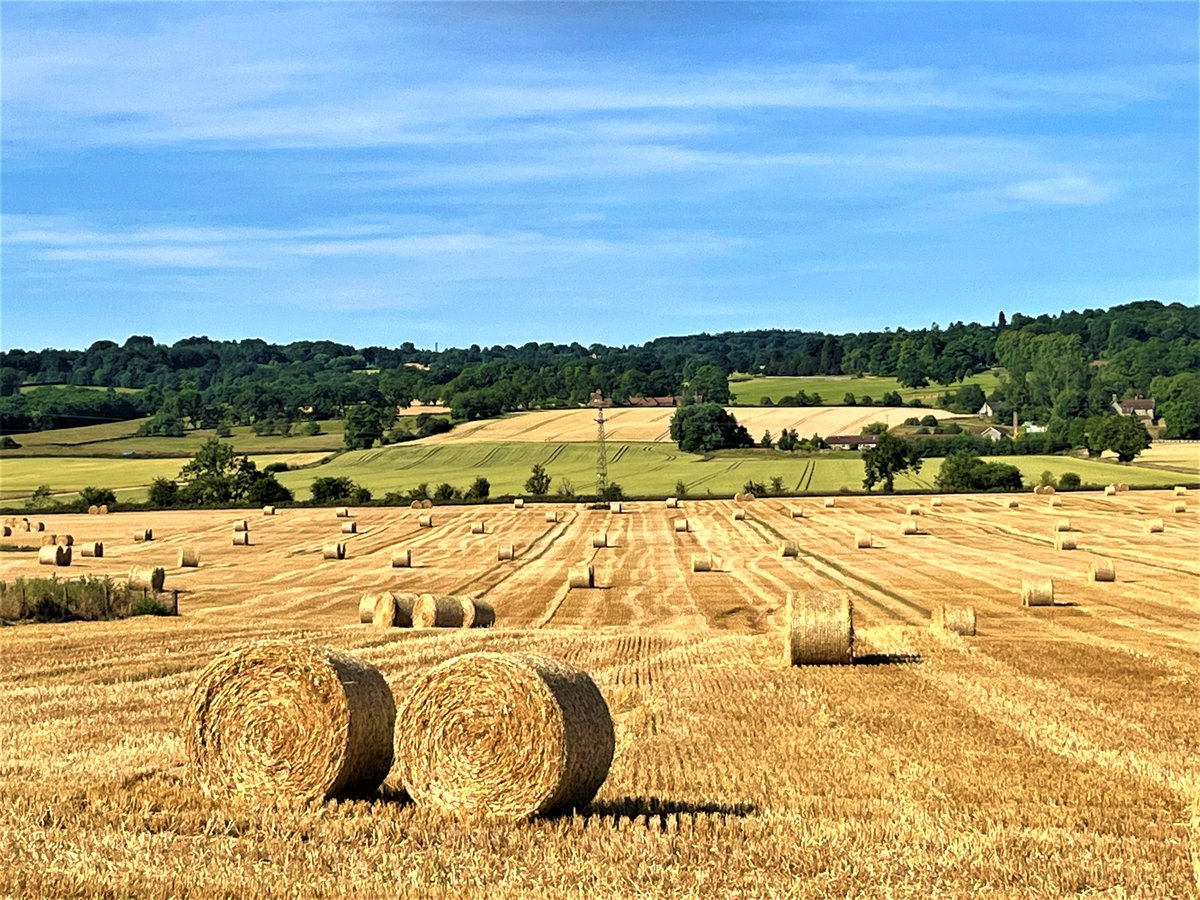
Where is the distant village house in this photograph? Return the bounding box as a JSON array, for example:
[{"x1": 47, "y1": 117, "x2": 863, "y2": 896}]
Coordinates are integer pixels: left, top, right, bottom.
[{"x1": 1111, "y1": 395, "x2": 1155, "y2": 423}]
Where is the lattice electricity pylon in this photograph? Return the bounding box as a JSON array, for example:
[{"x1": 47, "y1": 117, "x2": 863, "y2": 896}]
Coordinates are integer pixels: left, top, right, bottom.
[{"x1": 595, "y1": 408, "x2": 609, "y2": 497}]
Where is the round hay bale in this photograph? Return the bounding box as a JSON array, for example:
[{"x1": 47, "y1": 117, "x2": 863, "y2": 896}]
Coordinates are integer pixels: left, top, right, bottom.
[
  {"x1": 1049, "y1": 496, "x2": 1063, "y2": 508},
  {"x1": 1104, "y1": 484, "x2": 1117, "y2": 496},
  {"x1": 56, "y1": 534, "x2": 74, "y2": 547},
  {"x1": 421, "y1": 499, "x2": 433, "y2": 510},
  {"x1": 322, "y1": 542, "x2": 346, "y2": 560},
  {"x1": 1174, "y1": 486, "x2": 1187, "y2": 496},
  {"x1": 341, "y1": 521, "x2": 358, "y2": 534},
  {"x1": 335, "y1": 507, "x2": 351, "y2": 517},
  {"x1": 790, "y1": 507, "x2": 805, "y2": 518},
  {"x1": 359, "y1": 593, "x2": 380, "y2": 624},
  {"x1": 410, "y1": 500, "x2": 422, "y2": 510},
  {"x1": 785, "y1": 591, "x2": 854, "y2": 666},
  {"x1": 930, "y1": 497, "x2": 944, "y2": 508},
  {"x1": 98, "y1": 505, "x2": 108, "y2": 515},
  {"x1": 591, "y1": 532, "x2": 609, "y2": 549},
  {"x1": 1145, "y1": 518, "x2": 1165, "y2": 534},
  {"x1": 731, "y1": 509, "x2": 747, "y2": 522},
  {"x1": 391, "y1": 549, "x2": 412, "y2": 568},
  {"x1": 129, "y1": 565, "x2": 165, "y2": 592},
  {"x1": 79, "y1": 541, "x2": 104, "y2": 558},
  {"x1": 396, "y1": 652, "x2": 614, "y2": 820},
  {"x1": 35, "y1": 522, "x2": 45, "y2": 532},
  {"x1": 1053, "y1": 518, "x2": 1071, "y2": 532},
  {"x1": 1006, "y1": 499, "x2": 1019, "y2": 509},
  {"x1": 418, "y1": 514, "x2": 434, "y2": 528},
  {"x1": 413, "y1": 593, "x2": 466, "y2": 628},
  {"x1": 778, "y1": 540, "x2": 799, "y2": 558},
  {"x1": 513, "y1": 498, "x2": 525, "y2": 509},
  {"x1": 460, "y1": 596, "x2": 496, "y2": 629},
  {"x1": 544, "y1": 511, "x2": 559, "y2": 523},
  {"x1": 665, "y1": 497, "x2": 678, "y2": 509},
  {"x1": 263, "y1": 505, "x2": 276, "y2": 516},
  {"x1": 40, "y1": 534, "x2": 58, "y2": 546},
  {"x1": 1117, "y1": 483, "x2": 1129, "y2": 492},
  {"x1": 899, "y1": 518, "x2": 919, "y2": 536},
  {"x1": 823, "y1": 498, "x2": 836, "y2": 509},
  {"x1": 38, "y1": 545, "x2": 69, "y2": 566},
  {"x1": 1054, "y1": 534, "x2": 1077, "y2": 551},
  {"x1": 1090, "y1": 559, "x2": 1116, "y2": 582},
  {"x1": 673, "y1": 518, "x2": 690, "y2": 533},
  {"x1": 497, "y1": 543, "x2": 516, "y2": 561},
  {"x1": 1, "y1": 526, "x2": 10, "y2": 537},
  {"x1": 609, "y1": 501, "x2": 622, "y2": 514},
  {"x1": 1043, "y1": 485, "x2": 1055, "y2": 495},
  {"x1": 854, "y1": 532, "x2": 873, "y2": 549},
  {"x1": 87, "y1": 505, "x2": 99, "y2": 515},
  {"x1": 1021, "y1": 578, "x2": 1054, "y2": 607},
  {"x1": 185, "y1": 640, "x2": 395, "y2": 802},
  {"x1": 1033, "y1": 485, "x2": 1044, "y2": 495},
  {"x1": 904, "y1": 505, "x2": 921, "y2": 516},
  {"x1": 368, "y1": 592, "x2": 417, "y2": 628},
  {"x1": 691, "y1": 554, "x2": 712, "y2": 573},
  {"x1": 931, "y1": 605, "x2": 976, "y2": 636},
  {"x1": 232, "y1": 532, "x2": 251, "y2": 546},
  {"x1": 470, "y1": 522, "x2": 486, "y2": 535},
  {"x1": 735, "y1": 491, "x2": 756, "y2": 503},
  {"x1": 233, "y1": 520, "x2": 249, "y2": 533},
  {"x1": 179, "y1": 547, "x2": 201, "y2": 567},
  {"x1": 133, "y1": 529, "x2": 153, "y2": 542},
  {"x1": 1172, "y1": 502, "x2": 1186, "y2": 514},
  {"x1": 567, "y1": 566, "x2": 595, "y2": 589}
]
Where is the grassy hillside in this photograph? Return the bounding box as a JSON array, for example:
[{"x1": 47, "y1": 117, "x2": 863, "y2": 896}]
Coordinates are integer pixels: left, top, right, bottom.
[
  {"x1": 730, "y1": 371, "x2": 1001, "y2": 406},
  {"x1": 4, "y1": 419, "x2": 346, "y2": 457}
]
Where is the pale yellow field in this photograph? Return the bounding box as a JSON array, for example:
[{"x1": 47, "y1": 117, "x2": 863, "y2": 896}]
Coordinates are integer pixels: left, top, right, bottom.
[
  {"x1": 1, "y1": 490, "x2": 1197, "y2": 897},
  {"x1": 423, "y1": 405, "x2": 954, "y2": 444},
  {"x1": 1130, "y1": 442, "x2": 1200, "y2": 475}
]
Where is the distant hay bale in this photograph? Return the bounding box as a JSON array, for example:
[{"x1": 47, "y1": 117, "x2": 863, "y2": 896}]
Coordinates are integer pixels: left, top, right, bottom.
[
  {"x1": 322, "y1": 542, "x2": 346, "y2": 560},
  {"x1": 87, "y1": 505, "x2": 99, "y2": 515},
  {"x1": 1042, "y1": 485, "x2": 1055, "y2": 495},
  {"x1": 731, "y1": 509, "x2": 747, "y2": 521},
  {"x1": 98, "y1": 505, "x2": 108, "y2": 515},
  {"x1": 179, "y1": 547, "x2": 201, "y2": 567},
  {"x1": 1053, "y1": 518, "x2": 1071, "y2": 532},
  {"x1": 56, "y1": 534, "x2": 74, "y2": 546},
  {"x1": 1117, "y1": 483, "x2": 1129, "y2": 492},
  {"x1": 470, "y1": 522, "x2": 487, "y2": 535},
  {"x1": 341, "y1": 521, "x2": 357, "y2": 534},
  {"x1": 373, "y1": 592, "x2": 417, "y2": 628},
  {"x1": 567, "y1": 566, "x2": 595, "y2": 589},
  {"x1": 544, "y1": 511, "x2": 559, "y2": 523},
  {"x1": 735, "y1": 491, "x2": 756, "y2": 502},
  {"x1": 1145, "y1": 518, "x2": 1164, "y2": 533},
  {"x1": 262, "y1": 505, "x2": 276, "y2": 516},
  {"x1": 79, "y1": 542, "x2": 104, "y2": 558},
  {"x1": 233, "y1": 520, "x2": 249, "y2": 532},
  {"x1": 358, "y1": 594, "x2": 378, "y2": 624},
  {"x1": 609, "y1": 502, "x2": 622, "y2": 513},
  {"x1": 38, "y1": 545, "x2": 70, "y2": 566},
  {"x1": 1020, "y1": 578, "x2": 1054, "y2": 607},
  {"x1": 931, "y1": 605, "x2": 976, "y2": 636},
  {"x1": 790, "y1": 507, "x2": 805, "y2": 518},
  {"x1": 778, "y1": 540, "x2": 799, "y2": 558},
  {"x1": 1033, "y1": 485, "x2": 1044, "y2": 495},
  {"x1": 691, "y1": 553, "x2": 713, "y2": 573},
  {"x1": 460, "y1": 596, "x2": 495, "y2": 629},
  {"x1": 133, "y1": 529, "x2": 153, "y2": 542},
  {"x1": 185, "y1": 640, "x2": 395, "y2": 802},
  {"x1": 904, "y1": 505, "x2": 921, "y2": 516},
  {"x1": 1172, "y1": 502, "x2": 1186, "y2": 514},
  {"x1": 1089, "y1": 559, "x2": 1116, "y2": 582},
  {"x1": 40, "y1": 534, "x2": 58, "y2": 546},
  {"x1": 129, "y1": 565, "x2": 165, "y2": 592},
  {"x1": 665, "y1": 497, "x2": 678, "y2": 508},
  {"x1": 899, "y1": 518, "x2": 919, "y2": 536},
  {"x1": 418, "y1": 514, "x2": 434, "y2": 528},
  {"x1": 785, "y1": 591, "x2": 853, "y2": 666},
  {"x1": 1175, "y1": 486, "x2": 1187, "y2": 496},
  {"x1": 497, "y1": 543, "x2": 516, "y2": 561},
  {"x1": 823, "y1": 498, "x2": 836, "y2": 508},
  {"x1": 1006, "y1": 499, "x2": 1019, "y2": 509},
  {"x1": 35, "y1": 522, "x2": 45, "y2": 532},
  {"x1": 591, "y1": 532, "x2": 609, "y2": 548},
  {"x1": 1104, "y1": 484, "x2": 1117, "y2": 496},
  {"x1": 1049, "y1": 496, "x2": 1063, "y2": 508},
  {"x1": 232, "y1": 532, "x2": 251, "y2": 546},
  {"x1": 335, "y1": 507, "x2": 351, "y2": 517},
  {"x1": 1054, "y1": 534, "x2": 1077, "y2": 551},
  {"x1": 513, "y1": 498, "x2": 525, "y2": 509},
  {"x1": 396, "y1": 652, "x2": 614, "y2": 820},
  {"x1": 854, "y1": 532, "x2": 873, "y2": 549},
  {"x1": 414, "y1": 593, "x2": 467, "y2": 627},
  {"x1": 1, "y1": 526, "x2": 10, "y2": 537},
  {"x1": 410, "y1": 500, "x2": 422, "y2": 510},
  {"x1": 391, "y1": 549, "x2": 412, "y2": 568},
  {"x1": 930, "y1": 497, "x2": 943, "y2": 507},
  {"x1": 673, "y1": 518, "x2": 690, "y2": 533},
  {"x1": 420, "y1": 499, "x2": 433, "y2": 509}
]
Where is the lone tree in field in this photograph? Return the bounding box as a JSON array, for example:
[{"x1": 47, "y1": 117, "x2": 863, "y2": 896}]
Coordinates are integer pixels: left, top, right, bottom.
[
  {"x1": 861, "y1": 432, "x2": 923, "y2": 493},
  {"x1": 669, "y1": 403, "x2": 753, "y2": 453},
  {"x1": 525, "y1": 463, "x2": 552, "y2": 496}
]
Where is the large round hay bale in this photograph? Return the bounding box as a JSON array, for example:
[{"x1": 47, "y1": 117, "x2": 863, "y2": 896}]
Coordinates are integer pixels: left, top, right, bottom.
[
  {"x1": 420, "y1": 499, "x2": 433, "y2": 509},
  {"x1": 129, "y1": 565, "x2": 165, "y2": 592},
  {"x1": 854, "y1": 532, "x2": 873, "y2": 549},
  {"x1": 38, "y1": 545, "x2": 69, "y2": 566},
  {"x1": 823, "y1": 498, "x2": 836, "y2": 509},
  {"x1": 391, "y1": 549, "x2": 413, "y2": 568},
  {"x1": 591, "y1": 532, "x2": 609, "y2": 549},
  {"x1": 1172, "y1": 502, "x2": 1186, "y2": 514},
  {"x1": 1175, "y1": 486, "x2": 1187, "y2": 497},
  {"x1": 179, "y1": 547, "x2": 201, "y2": 567},
  {"x1": 56, "y1": 534, "x2": 74, "y2": 547},
  {"x1": 609, "y1": 502, "x2": 622, "y2": 513},
  {"x1": 778, "y1": 540, "x2": 799, "y2": 558},
  {"x1": 341, "y1": 521, "x2": 357, "y2": 534},
  {"x1": 87, "y1": 505, "x2": 99, "y2": 515},
  {"x1": 373, "y1": 592, "x2": 417, "y2": 628},
  {"x1": 322, "y1": 542, "x2": 346, "y2": 560},
  {"x1": 544, "y1": 511, "x2": 559, "y2": 523},
  {"x1": 232, "y1": 532, "x2": 251, "y2": 546},
  {"x1": 1054, "y1": 534, "x2": 1077, "y2": 551},
  {"x1": 470, "y1": 522, "x2": 486, "y2": 535},
  {"x1": 233, "y1": 520, "x2": 249, "y2": 533},
  {"x1": 418, "y1": 514, "x2": 434, "y2": 528},
  {"x1": 1145, "y1": 518, "x2": 1165, "y2": 534},
  {"x1": 691, "y1": 553, "x2": 712, "y2": 573},
  {"x1": 1021, "y1": 578, "x2": 1054, "y2": 607},
  {"x1": 790, "y1": 507, "x2": 805, "y2": 518},
  {"x1": 567, "y1": 566, "x2": 595, "y2": 589},
  {"x1": 185, "y1": 641, "x2": 395, "y2": 802},
  {"x1": 899, "y1": 518, "x2": 919, "y2": 536},
  {"x1": 665, "y1": 497, "x2": 678, "y2": 509},
  {"x1": 785, "y1": 591, "x2": 854, "y2": 666},
  {"x1": 731, "y1": 509, "x2": 747, "y2": 522},
  {"x1": 931, "y1": 605, "x2": 976, "y2": 636},
  {"x1": 513, "y1": 498, "x2": 525, "y2": 509},
  {"x1": 410, "y1": 500, "x2": 422, "y2": 510},
  {"x1": 904, "y1": 505, "x2": 921, "y2": 516},
  {"x1": 396, "y1": 652, "x2": 614, "y2": 820},
  {"x1": 98, "y1": 505, "x2": 108, "y2": 515},
  {"x1": 335, "y1": 507, "x2": 351, "y2": 518},
  {"x1": 1090, "y1": 559, "x2": 1116, "y2": 582},
  {"x1": 1053, "y1": 518, "x2": 1071, "y2": 532},
  {"x1": 358, "y1": 593, "x2": 378, "y2": 624},
  {"x1": 413, "y1": 593, "x2": 466, "y2": 628},
  {"x1": 673, "y1": 518, "x2": 690, "y2": 533},
  {"x1": 79, "y1": 541, "x2": 104, "y2": 558},
  {"x1": 497, "y1": 544, "x2": 515, "y2": 561},
  {"x1": 460, "y1": 596, "x2": 495, "y2": 629},
  {"x1": 1104, "y1": 484, "x2": 1117, "y2": 496}
]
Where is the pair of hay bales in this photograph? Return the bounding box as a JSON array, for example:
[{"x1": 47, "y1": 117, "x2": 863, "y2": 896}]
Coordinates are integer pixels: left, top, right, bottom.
[
  {"x1": 185, "y1": 643, "x2": 614, "y2": 820},
  {"x1": 38, "y1": 545, "x2": 72, "y2": 566},
  {"x1": 86, "y1": 504, "x2": 109, "y2": 515},
  {"x1": 1032, "y1": 484, "x2": 1055, "y2": 496},
  {"x1": 129, "y1": 565, "x2": 166, "y2": 592},
  {"x1": 323, "y1": 542, "x2": 347, "y2": 560},
  {"x1": 735, "y1": 491, "x2": 756, "y2": 503},
  {"x1": 41, "y1": 533, "x2": 73, "y2": 547}
]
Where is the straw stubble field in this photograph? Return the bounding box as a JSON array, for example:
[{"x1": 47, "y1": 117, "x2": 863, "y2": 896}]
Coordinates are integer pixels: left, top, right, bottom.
[{"x1": 0, "y1": 490, "x2": 1197, "y2": 897}]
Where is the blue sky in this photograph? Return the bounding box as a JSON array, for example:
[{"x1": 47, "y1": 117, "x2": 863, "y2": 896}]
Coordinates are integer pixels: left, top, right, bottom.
[{"x1": 2, "y1": 1, "x2": 1196, "y2": 351}]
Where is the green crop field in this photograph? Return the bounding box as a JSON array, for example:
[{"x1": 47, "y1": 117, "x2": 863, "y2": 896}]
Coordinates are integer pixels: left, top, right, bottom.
[
  {"x1": 729, "y1": 371, "x2": 1002, "y2": 406},
  {"x1": 17, "y1": 383, "x2": 143, "y2": 394},
  {"x1": 3, "y1": 419, "x2": 346, "y2": 457}
]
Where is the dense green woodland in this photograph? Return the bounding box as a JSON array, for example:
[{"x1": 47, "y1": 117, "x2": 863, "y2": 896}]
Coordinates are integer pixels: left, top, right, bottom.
[{"x1": 2, "y1": 300, "x2": 1198, "y2": 438}]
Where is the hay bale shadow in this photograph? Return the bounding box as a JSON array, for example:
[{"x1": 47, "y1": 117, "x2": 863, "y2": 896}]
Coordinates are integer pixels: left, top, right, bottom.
[
  {"x1": 580, "y1": 796, "x2": 756, "y2": 825},
  {"x1": 854, "y1": 652, "x2": 922, "y2": 666}
]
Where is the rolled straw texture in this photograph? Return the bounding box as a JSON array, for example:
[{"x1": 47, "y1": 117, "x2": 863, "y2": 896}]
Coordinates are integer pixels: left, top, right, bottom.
[
  {"x1": 87, "y1": 505, "x2": 99, "y2": 515},
  {"x1": 460, "y1": 597, "x2": 496, "y2": 629},
  {"x1": 1, "y1": 526, "x2": 10, "y2": 537},
  {"x1": 80, "y1": 542, "x2": 104, "y2": 558},
  {"x1": 497, "y1": 544, "x2": 515, "y2": 561},
  {"x1": 673, "y1": 519, "x2": 690, "y2": 533},
  {"x1": 665, "y1": 498, "x2": 678, "y2": 509},
  {"x1": 1172, "y1": 502, "x2": 1186, "y2": 514},
  {"x1": 38, "y1": 545, "x2": 69, "y2": 566},
  {"x1": 413, "y1": 593, "x2": 467, "y2": 628},
  {"x1": 854, "y1": 532, "x2": 873, "y2": 549},
  {"x1": 790, "y1": 507, "x2": 805, "y2": 518},
  {"x1": 731, "y1": 509, "x2": 747, "y2": 521},
  {"x1": 233, "y1": 520, "x2": 249, "y2": 533},
  {"x1": 778, "y1": 540, "x2": 799, "y2": 558},
  {"x1": 905, "y1": 505, "x2": 921, "y2": 516},
  {"x1": 421, "y1": 499, "x2": 433, "y2": 509},
  {"x1": 322, "y1": 543, "x2": 346, "y2": 560},
  {"x1": 785, "y1": 591, "x2": 854, "y2": 665},
  {"x1": 1006, "y1": 499, "x2": 1020, "y2": 509},
  {"x1": 341, "y1": 521, "x2": 358, "y2": 534},
  {"x1": 40, "y1": 534, "x2": 58, "y2": 546},
  {"x1": 391, "y1": 549, "x2": 412, "y2": 568},
  {"x1": 1090, "y1": 560, "x2": 1116, "y2": 582},
  {"x1": 1054, "y1": 534, "x2": 1077, "y2": 551},
  {"x1": 1117, "y1": 483, "x2": 1129, "y2": 492},
  {"x1": 179, "y1": 547, "x2": 201, "y2": 567},
  {"x1": 129, "y1": 565, "x2": 165, "y2": 592},
  {"x1": 335, "y1": 507, "x2": 351, "y2": 517},
  {"x1": 185, "y1": 641, "x2": 395, "y2": 802},
  {"x1": 232, "y1": 532, "x2": 251, "y2": 546},
  {"x1": 735, "y1": 492, "x2": 756, "y2": 502},
  {"x1": 396, "y1": 652, "x2": 614, "y2": 820},
  {"x1": 1033, "y1": 485, "x2": 1044, "y2": 495},
  {"x1": 513, "y1": 499, "x2": 525, "y2": 509},
  {"x1": 56, "y1": 534, "x2": 74, "y2": 546},
  {"x1": 134, "y1": 529, "x2": 153, "y2": 542},
  {"x1": 691, "y1": 554, "x2": 712, "y2": 573},
  {"x1": 609, "y1": 502, "x2": 622, "y2": 513},
  {"x1": 1049, "y1": 497, "x2": 1063, "y2": 508},
  {"x1": 1042, "y1": 486, "x2": 1055, "y2": 495},
  {"x1": 358, "y1": 593, "x2": 379, "y2": 624},
  {"x1": 544, "y1": 512, "x2": 559, "y2": 523},
  {"x1": 35, "y1": 522, "x2": 44, "y2": 532},
  {"x1": 567, "y1": 566, "x2": 595, "y2": 589},
  {"x1": 410, "y1": 500, "x2": 422, "y2": 510},
  {"x1": 1145, "y1": 518, "x2": 1165, "y2": 534},
  {"x1": 263, "y1": 506, "x2": 276, "y2": 516},
  {"x1": 1105, "y1": 485, "x2": 1117, "y2": 496},
  {"x1": 591, "y1": 532, "x2": 609, "y2": 548},
  {"x1": 899, "y1": 518, "x2": 919, "y2": 536},
  {"x1": 372, "y1": 592, "x2": 417, "y2": 628},
  {"x1": 98, "y1": 505, "x2": 108, "y2": 515},
  {"x1": 931, "y1": 605, "x2": 977, "y2": 636},
  {"x1": 1021, "y1": 578, "x2": 1054, "y2": 606},
  {"x1": 1175, "y1": 486, "x2": 1187, "y2": 496},
  {"x1": 930, "y1": 498, "x2": 944, "y2": 507},
  {"x1": 470, "y1": 522, "x2": 486, "y2": 535},
  {"x1": 418, "y1": 514, "x2": 434, "y2": 528}
]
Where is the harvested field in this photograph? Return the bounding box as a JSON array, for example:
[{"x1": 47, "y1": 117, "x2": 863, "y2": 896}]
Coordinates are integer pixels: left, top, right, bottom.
[{"x1": 0, "y1": 489, "x2": 1197, "y2": 897}]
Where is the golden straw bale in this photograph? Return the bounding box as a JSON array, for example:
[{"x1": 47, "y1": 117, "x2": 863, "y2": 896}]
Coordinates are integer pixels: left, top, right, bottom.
[
  {"x1": 1053, "y1": 518, "x2": 1071, "y2": 532},
  {"x1": 179, "y1": 547, "x2": 201, "y2": 567},
  {"x1": 322, "y1": 543, "x2": 346, "y2": 560},
  {"x1": 665, "y1": 497, "x2": 678, "y2": 509},
  {"x1": 341, "y1": 521, "x2": 357, "y2": 534},
  {"x1": 731, "y1": 509, "x2": 747, "y2": 521},
  {"x1": 1104, "y1": 484, "x2": 1117, "y2": 496},
  {"x1": 35, "y1": 522, "x2": 44, "y2": 532},
  {"x1": 1033, "y1": 485, "x2": 1044, "y2": 495},
  {"x1": 931, "y1": 605, "x2": 976, "y2": 636},
  {"x1": 609, "y1": 502, "x2": 622, "y2": 513},
  {"x1": 567, "y1": 566, "x2": 595, "y2": 589},
  {"x1": 544, "y1": 511, "x2": 559, "y2": 523},
  {"x1": 372, "y1": 592, "x2": 417, "y2": 628},
  {"x1": 98, "y1": 505, "x2": 108, "y2": 514},
  {"x1": 396, "y1": 652, "x2": 613, "y2": 820},
  {"x1": 1117, "y1": 483, "x2": 1129, "y2": 492},
  {"x1": 1145, "y1": 518, "x2": 1165, "y2": 534},
  {"x1": 186, "y1": 640, "x2": 395, "y2": 802},
  {"x1": 1042, "y1": 486, "x2": 1055, "y2": 495},
  {"x1": 359, "y1": 593, "x2": 378, "y2": 624},
  {"x1": 691, "y1": 554, "x2": 713, "y2": 573},
  {"x1": 129, "y1": 565, "x2": 165, "y2": 592},
  {"x1": 414, "y1": 593, "x2": 467, "y2": 627},
  {"x1": 513, "y1": 498, "x2": 525, "y2": 509},
  {"x1": 87, "y1": 505, "x2": 99, "y2": 515},
  {"x1": 40, "y1": 534, "x2": 57, "y2": 546},
  {"x1": 854, "y1": 532, "x2": 873, "y2": 549},
  {"x1": 38, "y1": 545, "x2": 70, "y2": 566},
  {"x1": 905, "y1": 505, "x2": 921, "y2": 516},
  {"x1": 899, "y1": 518, "x2": 919, "y2": 536},
  {"x1": 823, "y1": 498, "x2": 836, "y2": 508},
  {"x1": 790, "y1": 507, "x2": 805, "y2": 518},
  {"x1": 460, "y1": 596, "x2": 496, "y2": 629},
  {"x1": 1054, "y1": 534, "x2": 1077, "y2": 551},
  {"x1": 410, "y1": 500, "x2": 422, "y2": 510},
  {"x1": 1090, "y1": 560, "x2": 1116, "y2": 582},
  {"x1": 591, "y1": 532, "x2": 609, "y2": 548},
  {"x1": 673, "y1": 519, "x2": 690, "y2": 533},
  {"x1": 778, "y1": 540, "x2": 799, "y2": 558},
  {"x1": 391, "y1": 549, "x2": 412, "y2": 568},
  {"x1": 335, "y1": 507, "x2": 351, "y2": 517},
  {"x1": 79, "y1": 542, "x2": 104, "y2": 558},
  {"x1": 418, "y1": 514, "x2": 434, "y2": 528},
  {"x1": 930, "y1": 497, "x2": 943, "y2": 507},
  {"x1": 421, "y1": 499, "x2": 433, "y2": 509},
  {"x1": 1, "y1": 526, "x2": 10, "y2": 537},
  {"x1": 56, "y1": 535, "x2": 74, "y2": 546},
  {"x1": 233, "y1": 520, "x2": 249, "y2": 532},
  {"x1": 497, "y1": 543, "x2": 516, "y2": 561},
  {"x1": 133, "y1": 529, "x2": 153, "y2": 542},
  {"x1": 263, "y1": 506, "x2": 276, "y2": 515},
  {"x1": 1175, "y1": 486, "x2": 1187, "y2": 496},
  {"x1": 1172, "y1": 502, "x2": 1186, "y2": 514},
  {"x1": 735, "y1": 491, "x2": 756, "y2": 502},
  {"x1": 470, "y1": 522, "x2": 486, "y2": 535},
  {"x1": 1021, "y1": 578, "x2": 1054, "y2": 607},
  {"x1": 1049, "y1": 496, "x2": 1063, "y2": 508},
  {"x1": 232, "y1": 532, "x2": 251, "y2": 546},
  {"x1": 785, "y1": 591, "x2": 854, "y2": 665}
]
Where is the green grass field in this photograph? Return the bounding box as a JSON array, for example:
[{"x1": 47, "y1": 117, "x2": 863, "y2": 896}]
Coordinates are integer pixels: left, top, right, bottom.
[
  {"x1": 17, "y1": 383, "x2": 143, "y2": 394},
  {"x1": 4, "y1": 419, "x2": 346, "y2": 457},
  {"x1": 729, "y1": 371, "x2": 1002, "y2": 406}
]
